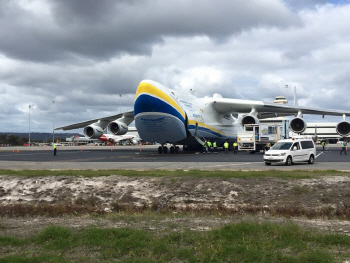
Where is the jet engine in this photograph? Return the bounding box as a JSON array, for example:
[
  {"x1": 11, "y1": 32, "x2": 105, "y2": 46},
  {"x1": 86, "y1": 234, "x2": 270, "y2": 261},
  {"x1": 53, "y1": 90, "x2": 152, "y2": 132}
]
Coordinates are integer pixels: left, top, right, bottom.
[
  {"x1": 289, "y1": 117, "x2": 307, "y2": 134},
  {"x1": 83, "y1": 124, "x2": 104, "y2": 139},
  {"x1": 336, "y1": 121, "x2": 350, "y2": 136},
  {"x1": 107, "y1": 120, "x2": 128, "y2": 135},
  {"x1": 241, "y1": 114, "x2": 259, "y2": 127}
]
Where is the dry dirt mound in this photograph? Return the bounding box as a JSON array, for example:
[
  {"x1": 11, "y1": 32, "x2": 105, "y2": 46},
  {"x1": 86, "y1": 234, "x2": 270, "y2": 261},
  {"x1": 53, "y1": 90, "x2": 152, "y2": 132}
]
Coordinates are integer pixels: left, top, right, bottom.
[{"x1": 0, "y1": 174, "x2": 349, "y2": 236}]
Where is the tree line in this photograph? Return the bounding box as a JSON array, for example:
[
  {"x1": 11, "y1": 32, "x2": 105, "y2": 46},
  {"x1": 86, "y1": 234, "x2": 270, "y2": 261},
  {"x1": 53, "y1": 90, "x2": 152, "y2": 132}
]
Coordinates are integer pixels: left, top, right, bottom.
[{"x1": 0, "y1": 134, "x2": 29, "y2": 146}]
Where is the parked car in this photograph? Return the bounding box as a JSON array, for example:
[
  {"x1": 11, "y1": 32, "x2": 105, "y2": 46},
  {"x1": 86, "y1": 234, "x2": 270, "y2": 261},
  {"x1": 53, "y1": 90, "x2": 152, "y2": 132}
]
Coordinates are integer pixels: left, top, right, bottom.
[{"x1": 263, "y1": 139, "x2": 316, "y2": 166}]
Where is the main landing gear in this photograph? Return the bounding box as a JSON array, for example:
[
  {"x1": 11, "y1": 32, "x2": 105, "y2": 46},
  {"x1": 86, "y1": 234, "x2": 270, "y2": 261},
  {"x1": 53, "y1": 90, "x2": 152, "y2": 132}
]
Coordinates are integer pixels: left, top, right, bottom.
[{"x1": 158, "y1": 144, "x2": 179, "y2": 154}]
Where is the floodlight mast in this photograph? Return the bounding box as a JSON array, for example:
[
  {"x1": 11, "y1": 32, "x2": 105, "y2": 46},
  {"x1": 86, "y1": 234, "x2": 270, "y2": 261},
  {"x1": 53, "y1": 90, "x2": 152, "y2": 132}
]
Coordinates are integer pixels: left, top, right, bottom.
[
  {"x1": 28, "y1": 105, "x2": 31, "y2": 146},
  {"x1": 52, "y1": 100, "x2": 55, "y2": 143}
]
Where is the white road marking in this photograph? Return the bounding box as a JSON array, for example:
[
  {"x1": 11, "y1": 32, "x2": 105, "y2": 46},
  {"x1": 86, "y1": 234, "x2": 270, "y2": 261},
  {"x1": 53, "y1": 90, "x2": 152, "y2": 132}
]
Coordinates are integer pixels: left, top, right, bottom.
[
  {"x1": 0, "y1": 151, "x2": 91, "y2": 157},
  {"x1": 316, "y1": 152, "x2": 324, "y2": 158},
  {"x1": 187, "y1": 162, "x2": 255, "y2": 169}
]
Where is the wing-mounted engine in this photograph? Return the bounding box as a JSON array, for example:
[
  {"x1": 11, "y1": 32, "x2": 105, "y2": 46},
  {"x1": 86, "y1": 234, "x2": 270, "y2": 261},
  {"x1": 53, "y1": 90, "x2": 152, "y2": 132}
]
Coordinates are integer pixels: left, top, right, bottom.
[
  {"x1": 107, "y1": 120, "x2": 128, "y2": 135},
  {"x1": 241, "y1": 114, "x2": 260, "y2": 127},
  {"x1": 336, "y1": 121, "x2": 350, "y2": 136},
  {"x1": 84, "y1": 124, "x2": 105, "y2": 139},
  {"x1": 289, "y1": 117, "x2": 307, "y2": 134}
]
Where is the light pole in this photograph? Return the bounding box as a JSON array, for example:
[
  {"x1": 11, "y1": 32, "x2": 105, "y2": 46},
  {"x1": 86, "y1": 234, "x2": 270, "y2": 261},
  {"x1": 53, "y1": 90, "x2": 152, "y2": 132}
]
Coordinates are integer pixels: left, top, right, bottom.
[
  {"x1": 52, "y1": 100, "x2": 55, "y2": 144},
  {"x1": 285, "y1": 84, "x2": 298, "y2": 105},
  {"x1": 119, "y1": 94, "x2": 122, "y2": 113},
  {"x1": 28, "y1": 105, "x2": 31, "y2": 146}
]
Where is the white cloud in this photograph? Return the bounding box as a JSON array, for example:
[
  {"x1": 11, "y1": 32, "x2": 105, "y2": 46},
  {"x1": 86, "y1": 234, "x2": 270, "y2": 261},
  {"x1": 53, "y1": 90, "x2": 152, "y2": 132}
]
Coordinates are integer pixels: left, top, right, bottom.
[{"x1": 0, "y1": 0, "x2": 350, "y2": 132}]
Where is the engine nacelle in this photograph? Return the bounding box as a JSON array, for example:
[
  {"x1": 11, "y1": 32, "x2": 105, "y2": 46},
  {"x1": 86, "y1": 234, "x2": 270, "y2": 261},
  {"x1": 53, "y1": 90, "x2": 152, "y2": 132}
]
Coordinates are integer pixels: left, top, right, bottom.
[
  {"x1": 83, "y1": 124, "x2": 104, "y2": 139},
  {"x1": 289, "y1": 117, "x2": 307, "y2": 134},
  {"x1": 336, "y1": 121, "x2": 350, "y2": 136},
  {"x1": 241, "y1": 115, "x2": 259, "y2": 127},
  {"x1": 107, "y1": 121, "x2": 128, "y2": 135}
]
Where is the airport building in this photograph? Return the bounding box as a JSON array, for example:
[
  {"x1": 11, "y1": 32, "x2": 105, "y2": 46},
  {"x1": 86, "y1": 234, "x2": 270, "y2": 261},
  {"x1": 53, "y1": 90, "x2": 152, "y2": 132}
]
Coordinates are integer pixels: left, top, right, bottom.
[{"x1": 299, "y1": 123, "x2": 348, "y2": 143}]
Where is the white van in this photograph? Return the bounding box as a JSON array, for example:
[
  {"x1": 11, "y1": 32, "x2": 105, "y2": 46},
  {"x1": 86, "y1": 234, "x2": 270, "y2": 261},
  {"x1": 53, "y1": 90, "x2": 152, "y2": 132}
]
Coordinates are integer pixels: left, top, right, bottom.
[{"x1": 263, "y1": 139, "x2": 316, "y2": 166}]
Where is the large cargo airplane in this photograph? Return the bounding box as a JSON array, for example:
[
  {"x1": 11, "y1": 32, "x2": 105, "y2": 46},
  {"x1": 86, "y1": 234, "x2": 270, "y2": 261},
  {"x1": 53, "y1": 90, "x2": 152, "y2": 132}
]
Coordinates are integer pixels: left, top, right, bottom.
[
  {"x1": 98, "y1": 134, "x2": 141, "y2": 145},
  {"x1": 55, "y1": 79, "x2": 350, "y2": 153}
]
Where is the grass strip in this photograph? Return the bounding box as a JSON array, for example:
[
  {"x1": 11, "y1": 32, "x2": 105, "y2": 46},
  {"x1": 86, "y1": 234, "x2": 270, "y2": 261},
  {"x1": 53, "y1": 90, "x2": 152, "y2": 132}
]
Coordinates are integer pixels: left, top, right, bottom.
[
  {"x1": 0, "y1": 169, "x2": 347, "y2": 179},
  {"x1": 0, "y1": 221, "x2": 349, "y2": 262}
]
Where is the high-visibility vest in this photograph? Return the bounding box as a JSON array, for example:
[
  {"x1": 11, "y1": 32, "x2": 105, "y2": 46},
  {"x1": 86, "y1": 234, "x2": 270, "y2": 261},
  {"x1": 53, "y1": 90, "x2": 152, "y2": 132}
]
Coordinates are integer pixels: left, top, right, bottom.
[
  {"x1": 233, "y1": 142, "x2": 238, "y2": 147},
  {"x1": 224, "y1": 142, "x2": 229, "y2": 149},
  {"x1": 213, "y1": 142, "x2": 217, "y2": 147},
  {"x1": 53, "y1": 144, "x2": 57, "y2": 149},
  {"x1": 207, "y1": 142, "x2": 212, "y2": 147}
]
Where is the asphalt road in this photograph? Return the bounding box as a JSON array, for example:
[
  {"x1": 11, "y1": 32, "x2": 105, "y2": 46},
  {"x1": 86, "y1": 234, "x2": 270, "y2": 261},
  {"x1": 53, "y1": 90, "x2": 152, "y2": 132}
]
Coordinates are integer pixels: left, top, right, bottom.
[{"x1": 0, "y1": 145, "x2": 349, "y2": 170}]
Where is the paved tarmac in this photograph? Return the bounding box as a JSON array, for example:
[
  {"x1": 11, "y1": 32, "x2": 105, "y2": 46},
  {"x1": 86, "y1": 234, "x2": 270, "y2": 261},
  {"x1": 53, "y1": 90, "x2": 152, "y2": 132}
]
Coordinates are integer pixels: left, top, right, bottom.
[{"x1": 0, "y1": 144, "x2": 349, "y2": 170}]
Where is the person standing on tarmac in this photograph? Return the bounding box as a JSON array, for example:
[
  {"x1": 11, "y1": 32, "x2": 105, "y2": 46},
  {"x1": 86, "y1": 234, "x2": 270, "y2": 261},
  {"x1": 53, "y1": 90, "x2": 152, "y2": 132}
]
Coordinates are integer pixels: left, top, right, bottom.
[
  {"x1": 321, "y1": 140, "x2": 325, "y2": 151},
  {"x1": 53, "y1": 143, "x2": 57, "y2": 156},
  {"x1": 203, "y1": 140, "x2": 208, "y2": 154},
  {"x1": 207, "y1": 139, "x2": 212, "y2": 154},
  {"x1": 233, "y1": 141, "x2": 238, "y2": 154},
  {"x1": 266, "y1": 142, "x2": 271, "y2": 151},
  {"x1": 340, "y1": 140, "x2": 347, "y2": 155},
  {"x1": 213, "y1": 141, "x2": 217, "y2": 154},
  {"x1": 224, "y1": 140, "x2": 229, "y2": 154}
]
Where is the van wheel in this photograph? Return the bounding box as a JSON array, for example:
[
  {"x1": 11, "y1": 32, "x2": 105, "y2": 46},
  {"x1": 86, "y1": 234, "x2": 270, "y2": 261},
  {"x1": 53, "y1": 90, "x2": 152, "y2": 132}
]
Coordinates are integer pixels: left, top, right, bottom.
[
  {"x1": 285, "y1": 156, "x2": 292, "y2": 166},
  {"x1": 308, "y1": 154, "x2": 315, "y2": 164},
  {"x1": 265, "y1": 162, "x2": 271, "y2": 165}
]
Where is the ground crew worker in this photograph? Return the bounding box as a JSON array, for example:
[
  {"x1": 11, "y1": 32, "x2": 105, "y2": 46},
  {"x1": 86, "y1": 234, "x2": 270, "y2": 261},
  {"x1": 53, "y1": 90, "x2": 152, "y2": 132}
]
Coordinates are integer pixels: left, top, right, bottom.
[
  {"x1": 340, "y1": 141, "x2": 347, "y2": 155},
  {"x1": 233, "y1": 141, "x2": 238, "y2": 154},
  {"x1": 266, "y1": 142, "x2": 271, "y2": 151},
  {"x1": 321, "y1": 141, "x2": 325, "y2": 151},
  {"x1": 207, "y1": 140, "x2": 212, "y2": 154},
  {"x1": 213, "y1": 141, "x2": 217, "y2": 154},
  {"x1": 203, "y1": 140, "x2": 208, "y2": 154},
  {"x1": 53, "y1": 143, "x2": 57, "y2": 156},
  {"x1": 224, "y1": 140, "x2": 229, "y2": 154}
]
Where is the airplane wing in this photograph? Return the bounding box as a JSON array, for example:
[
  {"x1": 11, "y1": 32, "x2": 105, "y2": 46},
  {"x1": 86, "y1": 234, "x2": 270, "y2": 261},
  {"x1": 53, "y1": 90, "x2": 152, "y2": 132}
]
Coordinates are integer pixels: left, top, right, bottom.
[
  {"x1": 212, "y1": 98, "x2": 350, "y2": 117},
  {"x1": 55, "y1": 110, "x2": 134, "y2": 130}
]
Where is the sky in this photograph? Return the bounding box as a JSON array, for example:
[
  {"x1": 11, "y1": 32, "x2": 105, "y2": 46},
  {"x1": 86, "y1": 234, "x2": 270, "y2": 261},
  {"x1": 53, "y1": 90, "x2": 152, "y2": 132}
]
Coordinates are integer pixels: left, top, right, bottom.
[{"x1": 1, "y1": 0, "x2": 350, "y2": 133}]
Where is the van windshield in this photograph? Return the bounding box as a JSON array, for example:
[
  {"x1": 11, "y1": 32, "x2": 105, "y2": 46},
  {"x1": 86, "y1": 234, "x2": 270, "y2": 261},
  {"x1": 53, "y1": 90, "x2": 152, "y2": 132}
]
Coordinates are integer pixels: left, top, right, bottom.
[{"x1": 271, "y1": 142, "x2": 292, "y2": 150}]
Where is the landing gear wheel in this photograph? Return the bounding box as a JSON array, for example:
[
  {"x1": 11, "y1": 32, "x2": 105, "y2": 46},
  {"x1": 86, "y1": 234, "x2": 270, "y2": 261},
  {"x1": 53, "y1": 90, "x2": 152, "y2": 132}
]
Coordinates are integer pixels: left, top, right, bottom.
[
  {"x1": 285, "y1": 156, "x2": 292, "y2": 166},
  {"x1": 158, "y1": 146, "x2": 163, "y2": 154},
  {"x1": 175, "y1": 146, "x2": 180, "y2": 153},
  {"x1": 308, "y1": 155, "x2": 315, "y2": 164},
  {"x1": 265, "y1": 162, "x2": 271, "y2": 165},
  {"x1": 163, "y1": 146, "x2": 168, "y2": 154},
  {"x1": 170, "y1": 146, "x2": 175, "y2": 154}
]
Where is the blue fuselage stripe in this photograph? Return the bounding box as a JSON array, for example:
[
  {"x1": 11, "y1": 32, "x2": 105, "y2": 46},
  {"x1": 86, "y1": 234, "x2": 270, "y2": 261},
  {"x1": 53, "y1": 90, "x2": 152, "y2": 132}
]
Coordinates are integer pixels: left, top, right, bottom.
[
  {"x1": 188, "y1": 124, "x2": 224, "y2": 138},
  {"x1": 134, "y1": 94, "x2": 186, "y2": 123}
]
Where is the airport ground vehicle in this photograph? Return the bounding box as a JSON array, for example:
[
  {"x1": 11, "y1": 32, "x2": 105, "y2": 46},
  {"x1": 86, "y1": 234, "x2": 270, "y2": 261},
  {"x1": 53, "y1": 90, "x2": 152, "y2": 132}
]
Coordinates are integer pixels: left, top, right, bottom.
[
  {"x1": 263, "y1": 138, "x2": 316, "y2": 166},
  {"x1": 237, "y1": 120, "x2": 289, "y2": 153}
]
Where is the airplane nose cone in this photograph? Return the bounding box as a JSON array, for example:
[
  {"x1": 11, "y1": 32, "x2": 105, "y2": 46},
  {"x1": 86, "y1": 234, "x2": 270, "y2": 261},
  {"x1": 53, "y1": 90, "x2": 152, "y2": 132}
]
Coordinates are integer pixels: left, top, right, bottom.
[{"x1": 134, "y1": 80, "x2": 187, "y2": 143}]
